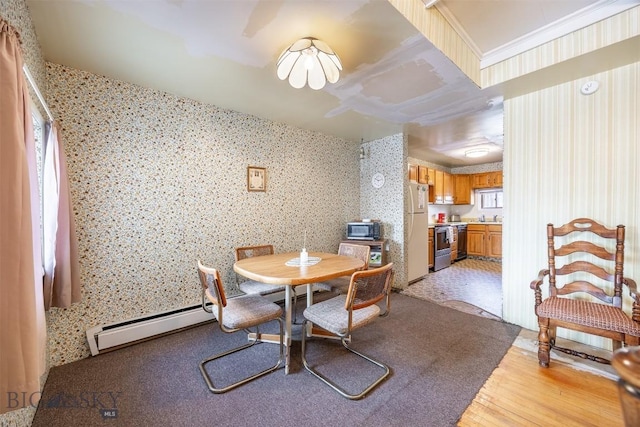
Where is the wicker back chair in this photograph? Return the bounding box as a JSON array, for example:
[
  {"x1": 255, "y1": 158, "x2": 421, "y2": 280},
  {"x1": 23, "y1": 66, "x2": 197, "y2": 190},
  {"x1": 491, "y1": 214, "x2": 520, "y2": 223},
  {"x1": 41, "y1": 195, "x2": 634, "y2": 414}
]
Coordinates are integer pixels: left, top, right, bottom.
[
  {"x1": 316, "y1": 242, "x2": 371, "y2": 294},
  {"x1": 197, "y1": 261, "x2": 283, "y2": 393},
  {"x1": 301, "y1": 263, "x2": 393, "y2": 399},
  {"x1": 235, "y1": 244, "x2": 299, "y2": 321}
]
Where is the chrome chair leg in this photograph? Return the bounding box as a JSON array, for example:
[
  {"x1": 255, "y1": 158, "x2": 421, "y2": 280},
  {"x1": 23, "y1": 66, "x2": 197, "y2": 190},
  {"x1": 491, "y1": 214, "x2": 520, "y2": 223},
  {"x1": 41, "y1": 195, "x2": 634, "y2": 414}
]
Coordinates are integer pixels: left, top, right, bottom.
[
  {"x1": 199, "y1": 319, "x2": 284, "y2": 393},
  {"x1": 300, "y1": 319, "x2": 390, "y2": 400}
]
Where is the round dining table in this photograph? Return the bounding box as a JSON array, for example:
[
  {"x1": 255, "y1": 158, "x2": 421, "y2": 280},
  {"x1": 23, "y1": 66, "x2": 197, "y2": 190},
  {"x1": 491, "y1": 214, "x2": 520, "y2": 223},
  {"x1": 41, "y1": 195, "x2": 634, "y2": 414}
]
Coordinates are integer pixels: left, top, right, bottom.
[{"x1": 233, "y1": 251, "x2": 365, "y2": 374}]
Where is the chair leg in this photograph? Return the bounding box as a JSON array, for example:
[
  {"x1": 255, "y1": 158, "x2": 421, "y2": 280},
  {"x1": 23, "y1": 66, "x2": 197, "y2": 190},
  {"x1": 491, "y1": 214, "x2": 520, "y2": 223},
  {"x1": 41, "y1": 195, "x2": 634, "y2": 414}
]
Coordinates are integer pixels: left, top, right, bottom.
[
  {"x1": 537, "y1": 319, "x2": 551, "y2": 368},
  {"x1": 300, "y1": 320, "x2": 390, "y2": 400},
  {"x1": 199, "y1": 319, "x2": 284, "y2": 393}
]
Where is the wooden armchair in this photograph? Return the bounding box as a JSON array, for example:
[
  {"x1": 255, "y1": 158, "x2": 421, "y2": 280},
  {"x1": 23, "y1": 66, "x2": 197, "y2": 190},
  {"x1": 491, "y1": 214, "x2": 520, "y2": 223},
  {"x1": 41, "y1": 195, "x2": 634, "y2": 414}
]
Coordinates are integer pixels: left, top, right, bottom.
[{"x1": 530, "y1": 218, "x2": 640, "y2": 367}]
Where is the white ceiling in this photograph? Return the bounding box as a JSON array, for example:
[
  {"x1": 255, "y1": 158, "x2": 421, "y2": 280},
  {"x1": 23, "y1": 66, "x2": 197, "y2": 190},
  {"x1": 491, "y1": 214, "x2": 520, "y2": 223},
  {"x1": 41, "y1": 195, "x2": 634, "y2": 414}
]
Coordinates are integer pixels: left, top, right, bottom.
[{"x1": 26, "y1": 0, "x2": 633, "y2": 167}]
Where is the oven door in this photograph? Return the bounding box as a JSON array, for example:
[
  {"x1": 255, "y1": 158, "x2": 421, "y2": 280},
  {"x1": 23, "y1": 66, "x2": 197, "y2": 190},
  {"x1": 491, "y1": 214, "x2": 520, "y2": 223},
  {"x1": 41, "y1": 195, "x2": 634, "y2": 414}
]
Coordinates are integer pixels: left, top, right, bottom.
[{"x1": 434, "y1": 227, "x2": 451, "y2": 255}]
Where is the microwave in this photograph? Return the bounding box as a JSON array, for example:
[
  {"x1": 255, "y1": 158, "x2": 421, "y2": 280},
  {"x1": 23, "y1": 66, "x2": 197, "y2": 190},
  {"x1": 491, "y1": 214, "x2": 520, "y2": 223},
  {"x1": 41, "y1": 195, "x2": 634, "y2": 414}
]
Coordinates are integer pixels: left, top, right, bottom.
[{"x1": 347, "y1": 222, "x2": 381, "y2": 240}]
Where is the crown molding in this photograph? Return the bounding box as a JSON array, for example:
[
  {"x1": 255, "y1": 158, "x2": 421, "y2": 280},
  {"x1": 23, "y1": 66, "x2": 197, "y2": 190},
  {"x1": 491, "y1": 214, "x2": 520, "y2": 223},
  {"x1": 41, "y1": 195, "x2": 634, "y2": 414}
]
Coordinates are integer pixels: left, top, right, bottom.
[
  {"x1": 482, "y1": 0, "x2": 639, "y2": 68},
  {"x1": 433, "y1": 0, "x2": 639, "y2": 69},
  {"x1": 433, "y1": 2, "x2": 483, "y2": 60}
]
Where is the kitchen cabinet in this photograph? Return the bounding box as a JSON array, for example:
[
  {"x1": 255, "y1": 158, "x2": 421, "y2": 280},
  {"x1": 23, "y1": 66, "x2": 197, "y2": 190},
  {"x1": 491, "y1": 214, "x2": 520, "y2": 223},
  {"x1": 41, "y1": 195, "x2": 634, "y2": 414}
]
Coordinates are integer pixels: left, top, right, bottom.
[
  {"x1": 434, "y1": 169, "x2": 444, "y2": 204},
  {"x1": 487, "y1": 225, "x2": 502, "y2": 258},
  {"x1": 443, "y1": 172, "x2": 453, "y2": 204},
  {"x1": 408, "y1": 164, "x2": 418, "y2": 182},
  {"x1": 426, "y1": 168, "x2": 435, "y2": 186},
  {"x1": 418, "y1": 166, "x2": 429, "y2": 184},
  {"x1": 453, "y1": 174, "x2": 472, "y2": 205},
  {"x1": 471, "y1": 171, "x2": 502, "y2": 189},
  {"x1": 450, "y1": 226, "x2": 458, "y2": 262},
  {"x1": 433, "y1": 170, "x2": 454, "y2": 204},
  {"x1": 428, "y1": 228, "x2": 434, "y2": 268},
  {"x1": 492, "y1": 171, "x2": 503, "y2": 187},
  {"x1": 466, "y1": 224, "x2": 502, "y2": 258},
  {"x1": 467, "y1": 225, "x2": 486, "y2": 256}
]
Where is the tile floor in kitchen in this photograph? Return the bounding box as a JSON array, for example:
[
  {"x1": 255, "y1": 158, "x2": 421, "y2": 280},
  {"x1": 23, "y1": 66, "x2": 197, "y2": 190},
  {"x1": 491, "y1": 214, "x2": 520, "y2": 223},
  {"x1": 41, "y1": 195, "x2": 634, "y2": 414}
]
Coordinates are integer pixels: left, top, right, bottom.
[{"x1": 401, "y1": 258, "x2": 503, "y2": 320}]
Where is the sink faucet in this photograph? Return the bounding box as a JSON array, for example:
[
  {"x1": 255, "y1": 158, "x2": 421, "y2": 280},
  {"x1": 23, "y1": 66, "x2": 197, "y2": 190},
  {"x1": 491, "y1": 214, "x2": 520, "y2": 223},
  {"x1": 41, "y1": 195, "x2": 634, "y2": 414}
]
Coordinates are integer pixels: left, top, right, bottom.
[
  {"x1": 493, "y1": 215, "x2": 498, "y2": 222},
  {"x1": 479, "y1": 214, "x2": 485, "y2": 222}
]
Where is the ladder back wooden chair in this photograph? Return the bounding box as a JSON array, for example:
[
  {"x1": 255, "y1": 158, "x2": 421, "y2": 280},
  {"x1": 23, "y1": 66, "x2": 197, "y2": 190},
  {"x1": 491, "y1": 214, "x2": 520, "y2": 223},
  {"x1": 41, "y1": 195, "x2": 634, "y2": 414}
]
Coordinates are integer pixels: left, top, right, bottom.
[
  {"x1": 197, "y1": 261, "x2": 284, "y2": 393},
  {"x1": 530, "y1": 218, "x2": 640, "y2": 367}
]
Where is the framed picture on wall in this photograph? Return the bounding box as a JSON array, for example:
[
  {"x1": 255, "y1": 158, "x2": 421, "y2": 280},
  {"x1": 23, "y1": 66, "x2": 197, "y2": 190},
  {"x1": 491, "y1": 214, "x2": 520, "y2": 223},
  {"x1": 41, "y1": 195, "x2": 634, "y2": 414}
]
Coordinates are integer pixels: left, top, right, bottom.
[{"x1": 247, "y1": 166, "x2": 266, "y2": 192}]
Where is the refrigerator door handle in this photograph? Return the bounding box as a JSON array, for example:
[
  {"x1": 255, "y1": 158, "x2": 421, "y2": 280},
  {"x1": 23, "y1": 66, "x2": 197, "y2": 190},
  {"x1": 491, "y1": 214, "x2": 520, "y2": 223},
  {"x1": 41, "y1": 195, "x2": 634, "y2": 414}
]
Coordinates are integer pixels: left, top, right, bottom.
[{"x1": 408, "y1": 185, "x2": 415, "y2": 237}]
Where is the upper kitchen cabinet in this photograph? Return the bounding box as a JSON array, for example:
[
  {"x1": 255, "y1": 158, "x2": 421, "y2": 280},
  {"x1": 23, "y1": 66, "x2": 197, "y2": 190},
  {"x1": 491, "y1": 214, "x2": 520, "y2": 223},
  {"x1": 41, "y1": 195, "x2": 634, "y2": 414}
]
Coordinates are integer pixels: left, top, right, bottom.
[
  {"x1": 453, "y1": 174, "x2": 472, "y2": 205},
  {"x1": 418, "y1": 166, "x2": 434, "y2": 185},
  {"x1": 443, "y1": 172, "x2": 453, "y2": 204},
  {"x1": 408, "y1": 164, "x2": 418, "y2": 182},
  {"x1": 434, "y1": 169, "x2": 444, "y2": 204},
  {"x1": 471, "y1": 171, "x2": 503, "y2": 189},
  {"x1": 433, "y1": 169, "x2": 453, "y2": 204}
]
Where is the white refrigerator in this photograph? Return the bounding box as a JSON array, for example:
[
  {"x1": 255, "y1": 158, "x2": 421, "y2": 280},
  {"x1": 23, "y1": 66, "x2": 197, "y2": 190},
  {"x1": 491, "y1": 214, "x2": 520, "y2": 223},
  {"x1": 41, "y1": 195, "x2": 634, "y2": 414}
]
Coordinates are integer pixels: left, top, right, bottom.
[{"x1": 407, "y1": 183, "x2": 430, "y2": 282}]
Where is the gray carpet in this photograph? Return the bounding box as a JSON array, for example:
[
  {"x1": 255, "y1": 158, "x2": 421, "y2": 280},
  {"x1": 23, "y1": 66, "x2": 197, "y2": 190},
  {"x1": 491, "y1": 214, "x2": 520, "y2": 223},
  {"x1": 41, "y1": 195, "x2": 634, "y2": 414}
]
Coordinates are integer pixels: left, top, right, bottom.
[{"x1": 32, "y1": 293, "x2": 520, "y2": 427}]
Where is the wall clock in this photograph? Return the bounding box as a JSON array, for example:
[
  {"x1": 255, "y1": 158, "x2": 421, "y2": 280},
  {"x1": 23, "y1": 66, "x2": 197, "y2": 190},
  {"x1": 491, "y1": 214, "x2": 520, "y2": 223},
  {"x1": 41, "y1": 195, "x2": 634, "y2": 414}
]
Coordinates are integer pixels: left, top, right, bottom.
[{"x1": 371, "y1": 172, "x2": 385, "y2": 189}]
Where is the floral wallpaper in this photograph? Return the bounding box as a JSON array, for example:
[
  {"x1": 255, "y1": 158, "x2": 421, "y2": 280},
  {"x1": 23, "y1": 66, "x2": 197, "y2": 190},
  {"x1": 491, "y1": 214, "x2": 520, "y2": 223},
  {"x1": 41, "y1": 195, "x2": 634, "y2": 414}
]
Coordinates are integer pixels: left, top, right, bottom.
[
  {"x1": 44, "y1": 62, "x2": 366, "y2": 366},
  {"x1": 2, "y1": 3, "x2": 411, "y2": 426}
]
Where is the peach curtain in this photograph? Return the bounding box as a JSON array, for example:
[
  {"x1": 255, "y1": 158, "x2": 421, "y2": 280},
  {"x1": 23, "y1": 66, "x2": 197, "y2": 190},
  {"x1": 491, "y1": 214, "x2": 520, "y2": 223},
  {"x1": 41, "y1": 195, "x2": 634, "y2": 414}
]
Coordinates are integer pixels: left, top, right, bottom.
[
  {"x1": 43, "y1": 123, "x2": 81, "y2": 309},
  {"x1": 0, "y1": 18, "x2": 46, "y2": 414}
]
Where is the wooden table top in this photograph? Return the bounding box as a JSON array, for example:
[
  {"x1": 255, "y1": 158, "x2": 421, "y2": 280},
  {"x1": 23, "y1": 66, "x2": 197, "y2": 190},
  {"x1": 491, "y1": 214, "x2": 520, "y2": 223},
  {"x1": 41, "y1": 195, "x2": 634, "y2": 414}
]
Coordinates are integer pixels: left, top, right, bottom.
[{"x1": 233, "y1": 251, "x2": 365, "y2": 286}]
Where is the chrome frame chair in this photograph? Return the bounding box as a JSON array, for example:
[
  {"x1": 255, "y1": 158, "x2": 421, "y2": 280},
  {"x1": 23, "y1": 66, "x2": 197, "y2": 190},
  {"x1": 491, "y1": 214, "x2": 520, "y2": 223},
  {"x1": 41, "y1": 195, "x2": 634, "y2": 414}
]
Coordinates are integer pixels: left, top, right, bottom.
[
  {"x1": 235, "y1": 244, "x2": 300, "y2": 323},
  {"x1": 197, "y1": 260, "x2": 284, "y2": 393},
  {"x1": 316, "y1": 242, "x2": 371, "y2": 294},
  {"x1": 301, "y1": 262, "x2": 393, "y2": 400}
]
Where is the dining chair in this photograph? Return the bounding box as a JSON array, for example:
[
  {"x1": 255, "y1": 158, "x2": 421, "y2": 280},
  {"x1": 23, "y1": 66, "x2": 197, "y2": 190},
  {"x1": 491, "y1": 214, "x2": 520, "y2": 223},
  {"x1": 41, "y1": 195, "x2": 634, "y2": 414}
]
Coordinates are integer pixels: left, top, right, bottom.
[
  {"x1": 197, "y1": 260, "x2": 284, "y2": 393},
  {"x1": 235, "y1": 245, "x2": 299, "y2": 322},
  {"x1": 301, "y1": 262, "x2": 394, "y2": 400},
  {"x1": 315, "y1": 242, "x2": 370, "y2": 294}
]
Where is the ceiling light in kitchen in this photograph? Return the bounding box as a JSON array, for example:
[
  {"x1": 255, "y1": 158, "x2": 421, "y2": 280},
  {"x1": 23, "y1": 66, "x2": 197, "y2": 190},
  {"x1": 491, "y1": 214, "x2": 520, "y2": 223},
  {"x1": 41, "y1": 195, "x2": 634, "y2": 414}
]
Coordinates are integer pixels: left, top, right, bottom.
[
  {"x1": 276, "y1": 37, "x2": 342, "y2": 90},
  {"x1": 465, "y1": 148, "x2": 489, "y2": 158}
]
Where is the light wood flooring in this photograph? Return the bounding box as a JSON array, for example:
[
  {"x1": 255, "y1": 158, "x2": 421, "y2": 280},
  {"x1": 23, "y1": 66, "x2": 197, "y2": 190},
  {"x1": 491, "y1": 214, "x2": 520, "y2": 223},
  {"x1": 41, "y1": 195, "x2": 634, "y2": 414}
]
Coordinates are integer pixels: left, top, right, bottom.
[
  {"x1": 403, "y1": 259, "x2": 625, "y2": 426},
  {"x1": 459, "y1": 330, "x2": 624, "y2": 426}
]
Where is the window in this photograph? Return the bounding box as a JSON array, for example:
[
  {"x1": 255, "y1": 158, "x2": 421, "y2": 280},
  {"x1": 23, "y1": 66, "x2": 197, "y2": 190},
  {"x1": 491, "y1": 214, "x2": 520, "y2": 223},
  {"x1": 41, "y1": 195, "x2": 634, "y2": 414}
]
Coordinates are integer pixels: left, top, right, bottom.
[
  {"x1": 480, "y1": 190, "x2": 503, "y2": 209},
  {"x1": 30, "y1": 98, "x2": 46, "y2": 255}
]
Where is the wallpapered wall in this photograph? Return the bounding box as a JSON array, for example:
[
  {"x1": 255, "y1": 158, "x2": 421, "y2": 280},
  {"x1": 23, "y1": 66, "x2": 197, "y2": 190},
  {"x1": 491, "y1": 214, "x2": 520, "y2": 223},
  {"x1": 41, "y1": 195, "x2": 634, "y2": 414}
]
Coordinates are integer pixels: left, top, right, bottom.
[
  {"x1": 502, "y1": 61, "x2": 639, "y2": 350},
  {"x1": 44, "y1": 62, "x2": 366, "y2": 365},
  {"x1": 361, "y1": 134, "x2": 406, "y2": 286}
]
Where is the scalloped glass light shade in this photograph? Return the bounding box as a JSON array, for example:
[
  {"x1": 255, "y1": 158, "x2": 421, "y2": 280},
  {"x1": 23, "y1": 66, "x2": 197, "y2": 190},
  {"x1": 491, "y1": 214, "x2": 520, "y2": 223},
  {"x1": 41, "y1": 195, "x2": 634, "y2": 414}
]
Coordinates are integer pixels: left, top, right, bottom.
[{"x1": 276, "y1": 37, "x2": 342, "y2": 90}]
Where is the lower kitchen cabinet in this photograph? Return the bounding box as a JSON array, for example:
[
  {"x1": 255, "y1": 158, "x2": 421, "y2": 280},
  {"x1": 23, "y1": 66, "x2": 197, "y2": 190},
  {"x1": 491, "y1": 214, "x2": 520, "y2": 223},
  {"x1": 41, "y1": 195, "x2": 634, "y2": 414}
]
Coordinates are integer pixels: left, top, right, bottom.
[
  {"x1": 487, "y1": 225, "x2": 502, "y2": 258},
  {"x1": 467, "y1": 225, "x2": 486, "y2": 256},
  {"x1": 467, "y1": 224, "x2": 502, "y2": 258}
]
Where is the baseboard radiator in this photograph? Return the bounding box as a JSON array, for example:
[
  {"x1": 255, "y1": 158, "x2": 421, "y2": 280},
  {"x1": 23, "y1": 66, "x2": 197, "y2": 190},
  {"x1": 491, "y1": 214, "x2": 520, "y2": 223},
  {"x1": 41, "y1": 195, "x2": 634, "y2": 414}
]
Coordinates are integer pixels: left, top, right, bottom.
[
  {"x1": 86, "y1": 304, "x2": 214, "y2": 356},
  {"x1": 84, "y1": 286, "x2": 316, "y2": 356},
  {"x1": 85, "y1": 289, "x2": 300, "y2": 356}
]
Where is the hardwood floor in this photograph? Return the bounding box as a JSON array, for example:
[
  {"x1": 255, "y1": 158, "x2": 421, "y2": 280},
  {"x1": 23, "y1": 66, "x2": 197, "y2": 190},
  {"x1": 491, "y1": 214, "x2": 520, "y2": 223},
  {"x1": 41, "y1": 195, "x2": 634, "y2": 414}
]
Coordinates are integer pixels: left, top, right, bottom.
[
  {"x1": 402, "y1": 259, "x2": 625, "y2": 426},
  {"x1": 459, "y1": 331, "x2": 624, "y2": 426}
]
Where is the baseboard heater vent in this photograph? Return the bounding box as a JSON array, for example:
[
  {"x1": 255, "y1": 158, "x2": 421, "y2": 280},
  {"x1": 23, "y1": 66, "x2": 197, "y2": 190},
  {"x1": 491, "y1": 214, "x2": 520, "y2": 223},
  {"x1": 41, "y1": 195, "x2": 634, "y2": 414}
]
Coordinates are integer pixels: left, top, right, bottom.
[{"x1": 86, "y1": 304, "x2": 214, "y2": 356}]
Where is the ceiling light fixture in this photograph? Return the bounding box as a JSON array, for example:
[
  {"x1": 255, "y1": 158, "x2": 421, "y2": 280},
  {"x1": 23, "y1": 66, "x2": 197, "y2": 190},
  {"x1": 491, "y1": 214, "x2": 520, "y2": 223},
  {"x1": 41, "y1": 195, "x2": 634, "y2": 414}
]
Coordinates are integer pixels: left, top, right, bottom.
[
  {"x1": 276, "y1": 37, "x2": 342, "y2": 90},
  {"x1": 424, "y1": 0, "x2": 439, "y2": 8},
  {"x1": 465, "y1": 148, "x2": 489, "y2": 158}
]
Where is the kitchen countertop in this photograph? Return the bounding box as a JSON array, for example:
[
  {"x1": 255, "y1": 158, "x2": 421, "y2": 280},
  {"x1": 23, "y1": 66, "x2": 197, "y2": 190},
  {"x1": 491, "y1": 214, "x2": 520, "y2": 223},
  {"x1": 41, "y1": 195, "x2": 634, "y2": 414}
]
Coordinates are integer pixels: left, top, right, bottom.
[{"x1": 429, "y1": 221, "x2": 502, "y2": 227}]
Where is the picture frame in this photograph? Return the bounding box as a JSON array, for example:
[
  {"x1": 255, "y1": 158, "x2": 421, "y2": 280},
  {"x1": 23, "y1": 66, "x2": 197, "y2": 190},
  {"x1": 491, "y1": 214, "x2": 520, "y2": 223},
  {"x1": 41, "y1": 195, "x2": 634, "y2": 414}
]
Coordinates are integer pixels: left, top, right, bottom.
[{"x1": 247, "y1": 166, "x2": 266, "y2": 192}]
